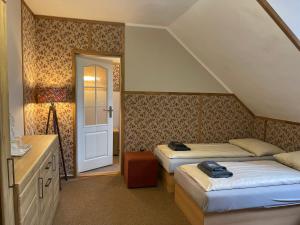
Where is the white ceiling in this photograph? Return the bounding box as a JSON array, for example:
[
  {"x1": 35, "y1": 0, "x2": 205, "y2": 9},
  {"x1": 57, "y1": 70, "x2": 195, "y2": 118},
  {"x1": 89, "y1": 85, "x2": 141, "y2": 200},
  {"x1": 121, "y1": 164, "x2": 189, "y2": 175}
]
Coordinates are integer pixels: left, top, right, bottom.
[
  {"x1": 170, "y1": 0, "x2": 300, "y2": 122},
  {"x1": 24, "y1": 0, "x2": 198, "y2": 26}
]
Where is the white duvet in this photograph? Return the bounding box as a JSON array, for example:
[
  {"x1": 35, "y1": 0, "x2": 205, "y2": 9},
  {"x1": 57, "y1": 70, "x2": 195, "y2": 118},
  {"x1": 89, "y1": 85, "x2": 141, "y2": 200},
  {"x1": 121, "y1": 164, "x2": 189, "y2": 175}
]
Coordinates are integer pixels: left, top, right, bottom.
[
  {"x1": 156, "y1": 143, "x2": 254, "y2": 159},
  {"x1": 180, "y1": 161, "x2": 300, "y2": 192}
]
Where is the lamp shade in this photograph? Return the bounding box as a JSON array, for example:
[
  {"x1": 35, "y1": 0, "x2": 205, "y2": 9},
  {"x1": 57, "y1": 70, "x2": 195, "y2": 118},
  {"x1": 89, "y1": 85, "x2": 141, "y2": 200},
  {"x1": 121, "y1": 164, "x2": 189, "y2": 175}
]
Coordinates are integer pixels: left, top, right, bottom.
[{"x1": 36, "y1": 87, "x2": 71, "y2": 103}]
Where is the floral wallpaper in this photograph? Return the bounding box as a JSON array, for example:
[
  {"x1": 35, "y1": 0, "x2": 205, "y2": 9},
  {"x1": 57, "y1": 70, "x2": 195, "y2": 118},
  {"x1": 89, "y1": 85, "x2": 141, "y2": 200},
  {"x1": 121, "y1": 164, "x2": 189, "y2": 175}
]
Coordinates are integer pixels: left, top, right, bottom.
[
  {"x1": 113, "y1": 63, "x2": 120, "y2": 91},
  {"x1": 22, "y1": 3, "x2": 125, "y2": 175},
  {"x1": 124, "y1": 94, "x2": 202, "y2": 151},
  {"x1": 124, "y1": 94, "x2": 254, "y2": 151},
  {"x1": 200, "y1": 95, "x2": 254, "y2": 143},
  {"x1": 252, "y1": 118, "x2": 266, "y2": 141},
  {"x1": 265, "y1": 120, "x2": 300, "y2": 152},
  {"x1": 22, "y1": 4, "x2": 37, "y2": 135}
]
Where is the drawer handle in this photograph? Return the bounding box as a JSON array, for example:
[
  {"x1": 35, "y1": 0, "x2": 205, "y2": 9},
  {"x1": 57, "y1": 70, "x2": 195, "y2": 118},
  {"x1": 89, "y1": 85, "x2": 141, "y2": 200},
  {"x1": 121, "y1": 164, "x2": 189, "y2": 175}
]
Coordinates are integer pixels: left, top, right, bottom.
[
  {"x1": 38, "y1": 178, "x2": 44, "y2": 199},
  {"x1": 45, "y1": 178, "x2": 52, "y2": 187},
  {"x1": 45, "y1": 161, "x2": 52, "y2": 170},
  {"x1": 52, "y1": 154, "x2": 56, "y2": 171},
  {"x1": 7, "y1": 158, "x2": 15, "y2": 188}
]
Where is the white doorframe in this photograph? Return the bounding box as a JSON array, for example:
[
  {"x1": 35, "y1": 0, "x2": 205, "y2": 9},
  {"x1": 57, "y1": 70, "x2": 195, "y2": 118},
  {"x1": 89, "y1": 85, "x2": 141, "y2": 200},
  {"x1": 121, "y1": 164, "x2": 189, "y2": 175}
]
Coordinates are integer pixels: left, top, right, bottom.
[{"x1": 76, "y1": 55, "x2": 114, "y2": 173}]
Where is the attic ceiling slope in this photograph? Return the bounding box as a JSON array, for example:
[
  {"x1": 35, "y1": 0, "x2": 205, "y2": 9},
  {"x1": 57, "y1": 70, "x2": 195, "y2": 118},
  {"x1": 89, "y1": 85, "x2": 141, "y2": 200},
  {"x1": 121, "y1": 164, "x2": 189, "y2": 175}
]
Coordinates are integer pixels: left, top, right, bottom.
[
  {"x1": 24, "y1": 0, "x2": 198, "y2": 26},
  {"x1": 170, "y1": 0, "x2": 300, "y2": 123}
]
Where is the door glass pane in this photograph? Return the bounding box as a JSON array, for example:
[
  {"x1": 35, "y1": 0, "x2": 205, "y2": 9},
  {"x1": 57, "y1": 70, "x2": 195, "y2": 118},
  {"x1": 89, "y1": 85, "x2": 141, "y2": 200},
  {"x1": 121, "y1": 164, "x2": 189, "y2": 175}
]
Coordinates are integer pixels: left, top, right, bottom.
[
  {"x1": 85, "y1": 107, "x2": 96, "y2": 125},
  {"x1": 84, "y1": 88, "x2": 95, "y2": 107},
  {"x1": 84, "y1": 66, "x2": 95, "y2": 87},
  {"x1": 84, "y1": 87, "x2": 96, "y2": 126},
  {"x1": 96, "y1": 88, "x2": 106, "y2": 107},
  {"x1": 96, "y1": 66, "x2": 107, "y2": 88},
  {"x1": 96, "y1": 106, "x2": 107, "y2": 124}
]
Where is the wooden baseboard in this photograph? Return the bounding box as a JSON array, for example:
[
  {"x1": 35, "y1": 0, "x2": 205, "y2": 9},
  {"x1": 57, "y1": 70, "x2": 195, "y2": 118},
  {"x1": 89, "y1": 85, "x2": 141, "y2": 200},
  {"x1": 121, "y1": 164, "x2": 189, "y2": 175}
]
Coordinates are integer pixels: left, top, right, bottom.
[{"x1": 175, "y1": 183, "x2": 300, "y2": 225}]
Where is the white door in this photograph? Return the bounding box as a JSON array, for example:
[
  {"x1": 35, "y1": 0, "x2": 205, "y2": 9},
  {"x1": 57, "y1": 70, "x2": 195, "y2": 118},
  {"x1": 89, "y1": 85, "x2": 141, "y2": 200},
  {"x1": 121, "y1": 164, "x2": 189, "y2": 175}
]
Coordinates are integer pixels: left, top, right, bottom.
[{"x1": 76, "y1": 55, "x2": 113, "y2": 173}]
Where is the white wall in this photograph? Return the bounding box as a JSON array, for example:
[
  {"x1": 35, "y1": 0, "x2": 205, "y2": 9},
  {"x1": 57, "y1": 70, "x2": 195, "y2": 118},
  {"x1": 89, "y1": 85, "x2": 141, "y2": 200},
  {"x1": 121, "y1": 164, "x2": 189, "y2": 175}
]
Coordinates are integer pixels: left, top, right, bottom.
[
  {"x1": 170, "y1": 0, "x2": 300, "y2": 122},
  {"x1": 7, "y1": 0, "x2": 24, "y2": 137},
  {"x1": 125, "y1": 26, "x2": 227, "y2": 93}
]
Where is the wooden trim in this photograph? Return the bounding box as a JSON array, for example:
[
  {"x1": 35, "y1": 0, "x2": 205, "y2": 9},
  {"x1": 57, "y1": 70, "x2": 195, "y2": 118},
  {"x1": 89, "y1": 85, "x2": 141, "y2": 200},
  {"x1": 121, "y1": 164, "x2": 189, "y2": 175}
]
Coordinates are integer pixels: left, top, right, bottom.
[
  {"x1": 35, "y1": 14, "x2": 124, "y2": 26},
  {"x1": 257, "y1": 0, "x2": 300, "y2": 51},
  {"x1": 124, "y1": 91, "x2": 234, "y2": 96},
  {"x1": 72, "y1": 49, "x2": 123, "y2": 58},
  {"x1": 256, "y1": 116, "x2": 300, "y2": 126},
  {"x1": 120, "y1": 54, "x2": 125, "y2": 175},
  {"x1": 175, "y1": 183, "x2": 300, "y2": 225},
  {"x1": 72, "y1": 50, "x2": 124, "y2": 177}
]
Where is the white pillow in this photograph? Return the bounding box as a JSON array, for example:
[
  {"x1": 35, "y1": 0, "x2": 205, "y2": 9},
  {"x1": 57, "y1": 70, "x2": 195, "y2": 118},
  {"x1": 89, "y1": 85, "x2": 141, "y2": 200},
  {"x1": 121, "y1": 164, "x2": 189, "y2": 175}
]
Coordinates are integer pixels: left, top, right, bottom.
[
  {"x1": 274, "y1": 151, "x2": 300, "y2": 171},
  {"x1": 229, "y1": 138, "x2": 284, "y2": 156}
]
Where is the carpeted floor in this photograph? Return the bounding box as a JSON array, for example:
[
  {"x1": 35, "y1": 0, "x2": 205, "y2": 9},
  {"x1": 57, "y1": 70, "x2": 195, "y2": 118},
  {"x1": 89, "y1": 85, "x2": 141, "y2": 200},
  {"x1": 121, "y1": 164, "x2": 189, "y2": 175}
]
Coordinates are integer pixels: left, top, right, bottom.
[{"x1": 53, "y1": 175, "x2": 190, "y2": 225}]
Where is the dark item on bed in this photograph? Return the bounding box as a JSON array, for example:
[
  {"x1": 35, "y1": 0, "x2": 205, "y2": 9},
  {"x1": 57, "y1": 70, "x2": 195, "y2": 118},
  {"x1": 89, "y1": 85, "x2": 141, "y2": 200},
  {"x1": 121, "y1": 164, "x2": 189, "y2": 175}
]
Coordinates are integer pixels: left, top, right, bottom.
[
  {"x1": 168, "y1": 141, "x2": 191, "y2": 151},
  {"x1": 197, "y1": 161, "x2": 233, "y2": 178}
]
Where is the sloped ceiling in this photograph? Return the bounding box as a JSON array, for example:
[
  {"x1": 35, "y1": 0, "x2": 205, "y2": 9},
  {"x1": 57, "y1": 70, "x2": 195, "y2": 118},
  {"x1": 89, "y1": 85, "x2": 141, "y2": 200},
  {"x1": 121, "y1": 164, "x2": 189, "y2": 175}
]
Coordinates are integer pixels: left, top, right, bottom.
[
  {"x1": 24, "y1": 0, "x2": 198, "y2": 26},
  {"x1": 24, "y1": 0, "x2": 300, "y2": 122},
  {"x1": 170, "y1": 0, "x2": 300, "y2": 122}
]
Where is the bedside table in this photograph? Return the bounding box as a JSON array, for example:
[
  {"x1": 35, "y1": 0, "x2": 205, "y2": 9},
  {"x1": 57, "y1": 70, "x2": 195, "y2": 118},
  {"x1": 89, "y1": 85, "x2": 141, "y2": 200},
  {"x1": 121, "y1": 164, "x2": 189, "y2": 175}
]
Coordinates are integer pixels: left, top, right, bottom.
[{"x1": 124, "y1": 151, "x2": 158, "y2": 188}]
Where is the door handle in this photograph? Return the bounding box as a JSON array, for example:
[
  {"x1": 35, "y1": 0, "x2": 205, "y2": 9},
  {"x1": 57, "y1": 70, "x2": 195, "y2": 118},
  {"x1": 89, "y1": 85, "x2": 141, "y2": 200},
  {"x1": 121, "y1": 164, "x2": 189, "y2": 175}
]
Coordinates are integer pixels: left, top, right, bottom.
[
  {"x1": 104, "y1": 106, "x2": 113, "y2": 118},
  {"x1": 7, "y1": 158, "x2": 15, "y2": 188}
]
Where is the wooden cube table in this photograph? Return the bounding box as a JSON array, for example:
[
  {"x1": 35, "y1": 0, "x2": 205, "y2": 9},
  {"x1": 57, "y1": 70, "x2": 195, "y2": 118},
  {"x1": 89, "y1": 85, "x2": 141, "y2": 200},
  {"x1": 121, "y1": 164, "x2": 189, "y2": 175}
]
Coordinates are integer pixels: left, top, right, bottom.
[{"x1": 124, "y1": 151, "x2": 158, "y2": 188}]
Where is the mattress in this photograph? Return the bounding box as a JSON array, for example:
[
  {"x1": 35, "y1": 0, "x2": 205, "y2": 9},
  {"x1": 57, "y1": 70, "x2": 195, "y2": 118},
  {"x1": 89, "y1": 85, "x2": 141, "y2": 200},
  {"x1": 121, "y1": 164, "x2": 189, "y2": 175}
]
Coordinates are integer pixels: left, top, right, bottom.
[
  {"x1": 156, "y1": 144, "x2": 254, "y2": 159},
  {"x1": 154, "y1": 147, "x2": 274, "y2": 173},
  {"x1": 180, "y1": 161, "x2": 300, "y2": 191},
  {"x1": 175, "y1": 167, "x2": 300, "y2": 213}
]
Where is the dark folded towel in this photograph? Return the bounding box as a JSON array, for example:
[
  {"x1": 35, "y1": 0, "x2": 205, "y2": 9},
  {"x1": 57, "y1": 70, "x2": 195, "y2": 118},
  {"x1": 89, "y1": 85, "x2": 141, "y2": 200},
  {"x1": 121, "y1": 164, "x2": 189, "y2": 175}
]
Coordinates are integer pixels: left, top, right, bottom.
[
  {"x1": 168, "y1": 141, "x2": 191, "y2": 151},
  {"x1": 199, "y1": 161, "x2": 227, "y2": 172},
  {"x1": 197, "y1": 161, "x2": 233, "y2": 178}
]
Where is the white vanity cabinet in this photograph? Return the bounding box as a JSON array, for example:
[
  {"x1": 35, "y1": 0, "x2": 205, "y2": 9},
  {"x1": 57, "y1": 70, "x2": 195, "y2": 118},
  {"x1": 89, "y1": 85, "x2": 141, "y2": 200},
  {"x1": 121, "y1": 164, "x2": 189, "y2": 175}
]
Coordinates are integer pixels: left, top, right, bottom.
[{"x1": 13, "y1": 135, "x2": 60, "y2": 225}]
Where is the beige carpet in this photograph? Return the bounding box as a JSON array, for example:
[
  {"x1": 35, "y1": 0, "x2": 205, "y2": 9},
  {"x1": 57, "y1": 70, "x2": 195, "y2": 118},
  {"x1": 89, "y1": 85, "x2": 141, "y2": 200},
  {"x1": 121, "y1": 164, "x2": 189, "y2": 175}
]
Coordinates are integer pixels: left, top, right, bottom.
[{"x1": 53, "y1": 175, "x2": 190, "y2": 225}]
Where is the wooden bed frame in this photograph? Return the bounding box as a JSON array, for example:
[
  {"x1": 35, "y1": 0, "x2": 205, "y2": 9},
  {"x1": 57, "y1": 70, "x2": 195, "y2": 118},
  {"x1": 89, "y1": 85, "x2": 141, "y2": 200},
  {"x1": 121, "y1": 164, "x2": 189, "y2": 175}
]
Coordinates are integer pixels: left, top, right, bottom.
[
  {"x1": 175, "y1": 183, "x2": 300, "y2": 225},
  {"x1": 159, "y1": 166, "x2": 175, "y2": 193}
]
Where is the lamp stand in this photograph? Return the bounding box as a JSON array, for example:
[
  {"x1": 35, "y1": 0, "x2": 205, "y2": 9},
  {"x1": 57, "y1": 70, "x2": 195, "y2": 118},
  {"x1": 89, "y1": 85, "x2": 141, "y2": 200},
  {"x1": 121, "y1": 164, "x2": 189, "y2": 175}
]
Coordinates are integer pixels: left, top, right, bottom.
[{"x1": 46, "y1": 102, "x2": 68, "y2": 181}]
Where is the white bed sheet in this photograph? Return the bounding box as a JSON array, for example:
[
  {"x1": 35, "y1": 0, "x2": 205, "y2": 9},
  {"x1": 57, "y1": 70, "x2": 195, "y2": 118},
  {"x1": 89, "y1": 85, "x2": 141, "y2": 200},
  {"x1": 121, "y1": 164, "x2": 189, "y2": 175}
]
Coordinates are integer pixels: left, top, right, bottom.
[
  {"x1": 154, "y1": 147, "x2": 274, "y2": 173},
  {"x1": 180, "y1": 161, "x2": 300, "y2": 191}
]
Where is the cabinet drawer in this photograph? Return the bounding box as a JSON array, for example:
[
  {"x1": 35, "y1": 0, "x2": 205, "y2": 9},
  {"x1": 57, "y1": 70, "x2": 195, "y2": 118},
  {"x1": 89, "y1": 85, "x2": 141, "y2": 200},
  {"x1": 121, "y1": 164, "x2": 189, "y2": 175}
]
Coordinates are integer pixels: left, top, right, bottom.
[
  {"x1": 40, "y1": 152, "x2": 54, "y2": 179},
  {"x1": 18, "y1": 171, "x2": 38, "y2": 220},
  {"x1": 39, "y1": 171, "x2": 54, "y2": 216},
  {"x1": 21, "y1": 195, "x2": 39, "y2": 225}
]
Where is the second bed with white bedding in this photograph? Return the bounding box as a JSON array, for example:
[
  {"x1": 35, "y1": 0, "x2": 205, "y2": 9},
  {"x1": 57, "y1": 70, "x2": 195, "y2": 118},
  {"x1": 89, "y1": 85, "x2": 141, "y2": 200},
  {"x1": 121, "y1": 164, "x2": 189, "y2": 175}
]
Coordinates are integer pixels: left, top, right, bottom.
[
  {"x1": 155, "y1": 143, "x2": 274, "y2": 173},
  {"x1": 175, "y1": 161, "x2": 300, "y2": 212}
]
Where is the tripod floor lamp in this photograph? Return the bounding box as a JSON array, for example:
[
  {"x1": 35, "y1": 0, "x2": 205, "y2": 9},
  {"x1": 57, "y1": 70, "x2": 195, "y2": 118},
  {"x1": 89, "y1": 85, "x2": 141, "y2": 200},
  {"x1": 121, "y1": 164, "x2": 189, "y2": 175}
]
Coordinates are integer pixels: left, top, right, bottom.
[{"x1": 36, "y1": 87, "x2": 69, "y2": 181}]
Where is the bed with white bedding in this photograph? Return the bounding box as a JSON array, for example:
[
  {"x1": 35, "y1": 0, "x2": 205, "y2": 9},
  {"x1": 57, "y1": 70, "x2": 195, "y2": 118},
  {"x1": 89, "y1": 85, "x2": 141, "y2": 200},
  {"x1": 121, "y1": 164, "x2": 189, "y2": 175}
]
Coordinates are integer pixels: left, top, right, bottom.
[
  {"x1": 174, "y1": 160, "x2": 300, "y2": 225},
  {"x1": 155, "y1": 139, "x2": 282, "y2": 193},
  {"x1": 154, "y1": 143, "x2": 274, "y2": 173},
  {"x1": 175, "y1": 161, "x2": 300, "y2": 212}
]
